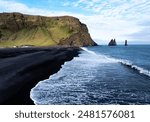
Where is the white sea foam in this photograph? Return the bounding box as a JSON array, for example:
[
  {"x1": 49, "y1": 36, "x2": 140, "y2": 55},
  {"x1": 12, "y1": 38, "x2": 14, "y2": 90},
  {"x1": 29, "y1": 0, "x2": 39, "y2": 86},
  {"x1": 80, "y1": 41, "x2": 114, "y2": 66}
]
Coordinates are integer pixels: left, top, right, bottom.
[
  {"x1": 30, "y1": 47, "x2": 150, "y2": 105},
  {"x1": 81, "y1": 47, "x2": 118, "y2": 63},
  {"x1": 82, "y1": 47, "x2": 150, "y2": 77},
  {"x1": 119, "y1": 60, "x2": 150, "y2": 77},
  {"x1": 81, "y1": 47, "x2": 97, "y2": 55}
]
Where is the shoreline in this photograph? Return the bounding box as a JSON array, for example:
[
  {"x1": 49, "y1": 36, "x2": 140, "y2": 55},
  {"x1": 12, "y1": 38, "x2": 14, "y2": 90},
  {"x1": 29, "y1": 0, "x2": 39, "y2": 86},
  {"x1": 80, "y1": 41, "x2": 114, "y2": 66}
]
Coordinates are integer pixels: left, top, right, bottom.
[{"x1": 0, "y1": 46, "x2": 80, "y2": 105}]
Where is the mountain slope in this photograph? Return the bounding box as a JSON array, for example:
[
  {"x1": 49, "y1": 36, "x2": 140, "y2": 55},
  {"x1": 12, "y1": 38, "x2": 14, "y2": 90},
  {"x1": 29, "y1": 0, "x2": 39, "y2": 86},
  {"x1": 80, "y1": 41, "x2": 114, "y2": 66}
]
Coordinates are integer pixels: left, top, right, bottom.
[{"x1": 0, "y1": 12, "x2": 97, "y2": 47}]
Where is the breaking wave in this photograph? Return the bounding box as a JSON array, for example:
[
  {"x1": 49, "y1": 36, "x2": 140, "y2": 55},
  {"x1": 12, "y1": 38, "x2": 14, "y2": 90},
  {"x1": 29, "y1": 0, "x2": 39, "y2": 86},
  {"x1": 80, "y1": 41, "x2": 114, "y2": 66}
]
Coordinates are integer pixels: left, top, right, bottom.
[
  {"x1": 81, "y1": 47, "x2": 150, "y2": 77},
  {"x1": 30, "y1": 46, "x2": 150, "y2": 105}
]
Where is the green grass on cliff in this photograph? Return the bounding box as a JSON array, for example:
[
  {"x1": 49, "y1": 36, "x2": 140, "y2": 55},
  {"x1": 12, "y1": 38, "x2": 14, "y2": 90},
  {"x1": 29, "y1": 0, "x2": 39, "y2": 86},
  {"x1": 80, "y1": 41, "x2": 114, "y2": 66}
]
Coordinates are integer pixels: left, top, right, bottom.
[
  {"x1": 0, "y1": 28, "x2": 56, "y2": 47},
  {"x1": 0, "y1": 18, "x2": 76, "y2": 47}
]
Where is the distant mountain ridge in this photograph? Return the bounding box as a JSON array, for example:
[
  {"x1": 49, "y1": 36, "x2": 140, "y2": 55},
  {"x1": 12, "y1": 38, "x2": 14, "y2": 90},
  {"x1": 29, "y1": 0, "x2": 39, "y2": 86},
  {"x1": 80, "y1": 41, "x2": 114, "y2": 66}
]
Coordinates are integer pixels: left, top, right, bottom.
[{"x1": 0, "y1": 12, "x2": 97, "y2": 47}]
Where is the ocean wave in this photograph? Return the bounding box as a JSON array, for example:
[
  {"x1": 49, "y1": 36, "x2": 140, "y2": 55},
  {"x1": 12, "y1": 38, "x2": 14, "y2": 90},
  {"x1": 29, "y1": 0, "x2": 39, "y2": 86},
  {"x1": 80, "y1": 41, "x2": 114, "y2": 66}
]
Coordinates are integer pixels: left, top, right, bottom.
[
  {"x1": 81, "y1": 47, "x2": 97, "y2": 55},
  {"x1": 119, "y1": 60, "x2": 150, "y2": 77},
  {"x1": 81, "y1": 47, "x2": 117, "y2": 63},
  {"x1": 30, "y1": 47, "x2": 150, "y2": 105},
  {"x1": 82, "y1": 47, "x2": 150, "y2": 77}
]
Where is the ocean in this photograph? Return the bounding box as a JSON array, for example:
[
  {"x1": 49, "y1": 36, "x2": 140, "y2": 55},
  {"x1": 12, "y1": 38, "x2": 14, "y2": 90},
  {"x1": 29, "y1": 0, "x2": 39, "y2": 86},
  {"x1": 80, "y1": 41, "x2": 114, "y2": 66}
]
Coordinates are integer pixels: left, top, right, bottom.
[{"x1": 30, "y1": 45, "x2": 150, "y2": 105}]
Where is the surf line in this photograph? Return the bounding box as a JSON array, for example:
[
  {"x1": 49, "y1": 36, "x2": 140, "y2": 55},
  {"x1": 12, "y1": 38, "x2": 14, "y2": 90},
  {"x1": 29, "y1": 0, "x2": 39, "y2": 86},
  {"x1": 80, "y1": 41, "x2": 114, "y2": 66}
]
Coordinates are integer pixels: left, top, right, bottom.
[{"x1": 81, "y1": 47, "x2": 150, "y2": 77}]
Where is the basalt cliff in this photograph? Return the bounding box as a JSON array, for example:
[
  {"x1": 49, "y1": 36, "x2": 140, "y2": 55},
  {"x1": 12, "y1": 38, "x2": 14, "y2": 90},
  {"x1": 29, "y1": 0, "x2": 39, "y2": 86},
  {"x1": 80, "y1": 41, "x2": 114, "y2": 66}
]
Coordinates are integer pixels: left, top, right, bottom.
[{"x1": 0, "y1": 12, "x2": 97, "y2": 47}]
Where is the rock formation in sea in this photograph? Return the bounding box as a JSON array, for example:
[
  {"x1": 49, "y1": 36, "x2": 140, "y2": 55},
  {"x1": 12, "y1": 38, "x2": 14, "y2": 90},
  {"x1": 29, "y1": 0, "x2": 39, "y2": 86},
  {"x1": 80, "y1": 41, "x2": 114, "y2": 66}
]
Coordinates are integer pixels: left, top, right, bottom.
[
  {"x1": 125, "y1": 40, "x2": 128, "y2": 46},
  {"x1": 108, "y1": 39, "x2": 117, "y2": 46},
  {"x1": 0, "y1": 12, "x2": 97, "y2": 47}
]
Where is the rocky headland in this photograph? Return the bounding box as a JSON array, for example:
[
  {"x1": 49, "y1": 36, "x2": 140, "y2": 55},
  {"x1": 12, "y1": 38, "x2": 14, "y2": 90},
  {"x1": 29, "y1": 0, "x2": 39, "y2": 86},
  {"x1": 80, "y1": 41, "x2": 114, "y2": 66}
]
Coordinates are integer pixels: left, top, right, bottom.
[
  {"x1": 0, "y1": 12, "x2": 97, "y2": 47},
  {"x1": 0, "y1": 12, "x2": 98, "y2": 105}
]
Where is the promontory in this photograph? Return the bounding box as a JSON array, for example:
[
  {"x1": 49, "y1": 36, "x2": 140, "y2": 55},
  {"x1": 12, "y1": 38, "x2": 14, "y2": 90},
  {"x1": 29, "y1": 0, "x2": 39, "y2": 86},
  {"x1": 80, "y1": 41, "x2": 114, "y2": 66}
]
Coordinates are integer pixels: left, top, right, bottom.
[
  {"x1": 0, "y1": 13, "x2": 97, "y2": 105},
  {"x1": 0, "y1": 12, "x2": 97, "y2": 47}
]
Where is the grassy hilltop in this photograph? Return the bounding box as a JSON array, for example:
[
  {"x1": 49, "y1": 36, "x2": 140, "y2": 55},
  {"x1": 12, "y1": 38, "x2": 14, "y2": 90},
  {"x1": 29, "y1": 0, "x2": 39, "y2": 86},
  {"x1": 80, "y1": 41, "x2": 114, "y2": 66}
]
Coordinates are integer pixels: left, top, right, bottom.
[{"x1": 0, "y1": 13, "x2": 97, "y2": 47}]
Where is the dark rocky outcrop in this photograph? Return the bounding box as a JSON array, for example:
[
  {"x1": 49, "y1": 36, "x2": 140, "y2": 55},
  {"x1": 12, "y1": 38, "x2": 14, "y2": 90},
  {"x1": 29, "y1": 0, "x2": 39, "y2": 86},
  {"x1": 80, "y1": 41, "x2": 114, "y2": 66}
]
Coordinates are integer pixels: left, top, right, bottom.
[
  {"x1": 108, "y1": 39, "x2": 117, "y2": 46},
  {"x1": 125, "y1": 40, "x2": 128, "y2": 46},
  {"x1": 0, "y1": 12, "x2": 97, "y2": 47}
]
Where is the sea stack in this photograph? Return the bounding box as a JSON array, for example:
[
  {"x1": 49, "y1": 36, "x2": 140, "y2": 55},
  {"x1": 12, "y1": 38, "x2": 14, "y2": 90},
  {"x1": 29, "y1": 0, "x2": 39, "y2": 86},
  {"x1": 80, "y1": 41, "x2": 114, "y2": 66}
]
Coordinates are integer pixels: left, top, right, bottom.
[
  {"x1": 125, "y1": 40, "x2": 128, "y2": 46},
  {"x1": 108, "y1": 39, "x2": 117, "y2": 46}
]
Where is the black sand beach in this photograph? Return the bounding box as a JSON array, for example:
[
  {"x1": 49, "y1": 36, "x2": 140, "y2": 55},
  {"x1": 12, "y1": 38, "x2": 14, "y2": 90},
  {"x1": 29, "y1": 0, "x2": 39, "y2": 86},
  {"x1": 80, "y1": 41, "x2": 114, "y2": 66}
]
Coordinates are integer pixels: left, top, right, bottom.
[{"x1": 0, "y1": 47, "x2": 79, "y2": 105}]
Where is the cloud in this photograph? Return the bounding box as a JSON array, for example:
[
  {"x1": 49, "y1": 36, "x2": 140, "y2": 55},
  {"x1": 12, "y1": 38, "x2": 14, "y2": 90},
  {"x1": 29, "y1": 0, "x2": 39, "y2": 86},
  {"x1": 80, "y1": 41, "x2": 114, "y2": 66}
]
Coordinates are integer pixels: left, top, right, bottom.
[
  {"x1": 79, "y1": 15, "x2": 143, "y2": 43},
  {"x1": 127, "y1": 22, "x2": 150, "y2": 42},
  {"x1": 65, "y1": 0, "x2": 150, "y2": 19},
  {"x1": 0, "y1": 0, "x2": 46, "y2": 15},
  {"x1": 62, "y1": 0, "x2": 150, "y2": 43},
  {"x1": 0, "y1": 0, "x2": 70, "y2": 16},
  {"x1": 0, "y1": 0, "x2": 150, "y2": 44}
]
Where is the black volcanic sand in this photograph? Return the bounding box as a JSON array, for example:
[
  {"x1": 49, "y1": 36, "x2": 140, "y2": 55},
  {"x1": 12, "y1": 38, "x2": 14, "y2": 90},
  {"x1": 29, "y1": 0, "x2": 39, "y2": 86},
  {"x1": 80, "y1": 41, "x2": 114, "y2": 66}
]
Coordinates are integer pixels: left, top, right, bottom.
[{"x1": 0, "y1": 47, "x2": 80, "y2": 105}]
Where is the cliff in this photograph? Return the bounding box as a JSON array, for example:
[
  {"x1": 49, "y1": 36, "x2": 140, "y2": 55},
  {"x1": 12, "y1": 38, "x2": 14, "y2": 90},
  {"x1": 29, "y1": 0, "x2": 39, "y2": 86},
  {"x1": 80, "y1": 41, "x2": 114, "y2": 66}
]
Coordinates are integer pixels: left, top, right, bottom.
[{"x1": 0, "y1": 12, "x2": 97, "y2": 47}]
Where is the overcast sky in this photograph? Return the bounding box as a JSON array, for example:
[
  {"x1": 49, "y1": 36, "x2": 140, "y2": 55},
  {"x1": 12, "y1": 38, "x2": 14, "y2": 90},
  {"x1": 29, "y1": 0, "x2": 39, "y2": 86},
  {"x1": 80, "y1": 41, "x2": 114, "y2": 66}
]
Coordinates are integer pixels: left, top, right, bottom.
[{"x1": 0, "y1": 0, "x2": 150, "y2": 44}]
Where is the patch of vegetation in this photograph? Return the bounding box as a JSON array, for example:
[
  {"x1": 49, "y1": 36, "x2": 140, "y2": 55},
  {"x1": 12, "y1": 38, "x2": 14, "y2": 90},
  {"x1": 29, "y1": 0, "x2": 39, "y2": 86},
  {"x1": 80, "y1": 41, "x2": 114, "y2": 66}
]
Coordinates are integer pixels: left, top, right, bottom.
[
  {"x1": 0, "y1": 13, "x2": 90, "y2": 47},
  {"x1": 0, "y1": 31, "x2": 2, "y2": 38}
]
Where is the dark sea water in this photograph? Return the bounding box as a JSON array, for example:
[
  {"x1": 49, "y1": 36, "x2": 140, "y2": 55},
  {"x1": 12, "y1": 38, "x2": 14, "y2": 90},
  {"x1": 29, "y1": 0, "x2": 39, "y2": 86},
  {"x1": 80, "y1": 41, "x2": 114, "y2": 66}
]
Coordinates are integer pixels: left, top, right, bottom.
[{"x1": 30, "y1": 45, "x2": 150, "y2": 105}]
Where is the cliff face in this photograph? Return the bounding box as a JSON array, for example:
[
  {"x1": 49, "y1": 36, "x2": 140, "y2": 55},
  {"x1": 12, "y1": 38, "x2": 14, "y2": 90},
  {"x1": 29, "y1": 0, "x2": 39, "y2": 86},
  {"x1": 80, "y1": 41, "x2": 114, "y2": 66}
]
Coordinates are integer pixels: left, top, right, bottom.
[{"x1": 0, "y1": 12, "x2": 97, "y2": 47}]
